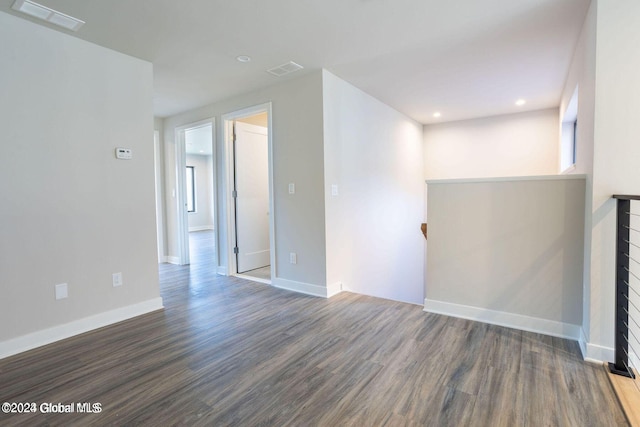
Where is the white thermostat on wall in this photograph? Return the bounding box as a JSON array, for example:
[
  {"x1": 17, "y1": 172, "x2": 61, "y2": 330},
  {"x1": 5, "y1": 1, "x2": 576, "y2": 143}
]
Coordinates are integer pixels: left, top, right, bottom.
[{"x1": 115, "y1": 147, "x2": 133, "y2": 160}]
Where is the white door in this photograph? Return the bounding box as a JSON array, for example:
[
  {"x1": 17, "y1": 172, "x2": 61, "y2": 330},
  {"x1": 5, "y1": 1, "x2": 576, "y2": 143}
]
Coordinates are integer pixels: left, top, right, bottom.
[{"x1": 234, "y1": 121, "x2": 270, "y2": 273}]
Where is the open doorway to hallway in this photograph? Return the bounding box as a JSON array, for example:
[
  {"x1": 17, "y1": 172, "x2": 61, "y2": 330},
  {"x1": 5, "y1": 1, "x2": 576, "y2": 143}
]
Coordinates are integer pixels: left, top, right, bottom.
[
  {"x1": 175, "y1": 118, "x2": 217, "y2": 269},
  {"x1": 185, "y1": 124, "x2": 215, "y2": 264},
  {"x1": 223, "y1": 105, "x2": 273, "y2": 284}
]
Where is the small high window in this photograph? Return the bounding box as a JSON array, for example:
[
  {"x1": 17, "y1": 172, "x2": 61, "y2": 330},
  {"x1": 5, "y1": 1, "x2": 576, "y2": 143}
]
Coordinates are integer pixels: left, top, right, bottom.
[{"x1": 561, "y1": 86, "x2": 579, "y2": 172}]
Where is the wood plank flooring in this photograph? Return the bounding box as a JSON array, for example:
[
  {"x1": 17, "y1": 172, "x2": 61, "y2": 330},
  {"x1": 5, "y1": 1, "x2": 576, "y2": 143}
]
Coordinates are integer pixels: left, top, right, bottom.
[
  {"x1": 0, "y1": 232, "x2": 629, "y2": 426},
  {"x1": 607, "y1": 367, "x2": 640, "y2": 426}
]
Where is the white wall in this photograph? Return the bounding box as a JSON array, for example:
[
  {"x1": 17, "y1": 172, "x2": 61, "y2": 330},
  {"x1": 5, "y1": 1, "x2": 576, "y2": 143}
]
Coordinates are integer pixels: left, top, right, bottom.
[
  {"x1": 424, "y1": 108, "x2": 559, "y2": 180},
  {"x1": 586, "y1": 0, "x2": 640, "y2": 361},
  {"x1": 425, "y1": 176, "x2": 586, "y2": 339},
  {"x1": 0, "y1": 12, "x2": 161, "y2": 357},
  {"x1": 559, "y1": 0, "x2": 597, "y2": 357},
  {"x1": 163, "y1": 72, "x2": 327, "y2": 291},
  {"x1": 186, "y1": 154, "x2": 214, "y2": 231},
  {"x1": 322, "y1": 70, "x2": 425, "y2": 304}
]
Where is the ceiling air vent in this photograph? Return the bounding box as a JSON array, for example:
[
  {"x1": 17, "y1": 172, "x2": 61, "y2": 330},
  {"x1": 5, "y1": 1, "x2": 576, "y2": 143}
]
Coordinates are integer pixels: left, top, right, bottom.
[
  {"x1": 267, "y1": 61, "x2": 304, "y2": 77},
  {"x1": 12, "y1": 0, "x2": 85, "y2": 31}
]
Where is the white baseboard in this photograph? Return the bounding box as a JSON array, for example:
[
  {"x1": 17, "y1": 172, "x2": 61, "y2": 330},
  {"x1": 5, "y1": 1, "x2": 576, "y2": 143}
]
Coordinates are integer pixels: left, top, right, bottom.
[
  {"x1": 578, "y1": 327, "x2": 588, "y2": 359},
  {"x1": 423, "y1": 298, "x2": 581, "y2": 341},
  {"x1": 189, "y1": 225, "x2": 214, "y2": 232},
  {"x1": 166, "y1": 256, "x2": 180, "y2": 265},
  {"x1": 327, "y1": 282, "x2": 343, "y2": 298},
  {"x1": 0, "y1": 297, "x2": 164, "y2": 360},
  {"x1": 272, "y1": 278, "x2": 334, "y2": 298},
  {"x1": 584, "y1": 342, "x2": 615, "y2": 363},
  {"x1": 217, "y1": 266, "x2": 228, "y2": 276},
  {"x1": 575, "y1": 327, "x2": 615, "y2": 363}
]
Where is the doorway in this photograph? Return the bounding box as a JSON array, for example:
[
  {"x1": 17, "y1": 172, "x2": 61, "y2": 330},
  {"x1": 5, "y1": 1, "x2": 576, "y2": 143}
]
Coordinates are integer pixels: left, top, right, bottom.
[
  {"x1": 223, "y1": 104, "x2": 274, "y2": 284},
  {"x1": 185, "y1": 124, "x2": 215, "y2": 264},
  {"x1": 175, "y1": 119, "x2": 217, "y2": 269}
]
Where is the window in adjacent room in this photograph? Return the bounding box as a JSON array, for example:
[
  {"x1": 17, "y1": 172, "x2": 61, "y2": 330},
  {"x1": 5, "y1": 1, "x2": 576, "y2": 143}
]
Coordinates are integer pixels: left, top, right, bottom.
[
  {"x1": 186, "y1": 166, "x2": 196, "y2": 212},
  {"x1": 561, "y1": 86, "x2": 578, "y2": 173}
]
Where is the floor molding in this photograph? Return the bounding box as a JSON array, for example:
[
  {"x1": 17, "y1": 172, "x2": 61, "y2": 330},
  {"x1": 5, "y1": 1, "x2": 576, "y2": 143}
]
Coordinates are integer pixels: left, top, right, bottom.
[
  {"x1": 578, "y1": 327, "x2": 588, "y2": 359},
  {"x1": 235, "y1": 274, "x2": 271, "y2": 285},
  {"x1": 272, "y1": 278, "x2": 333, "y2": 298},
  {"x1": 327, "y1": 282, "x2": 343, "y2": 298},
  {"x1": 0, "y1": 297, "x2": 164, "y2": 360},
  {"x1": 423, "y1": 298, "x2": 581, "y2": 341},
  {"x1": 585, "y1": 342, "x2": 615, "y2": 363},
  {"x1": 166, "y1": 256, "x2": 181, "y2": 265},
  {"x1": 189, "y1": 226, "x2": 214, "y2": 232}
]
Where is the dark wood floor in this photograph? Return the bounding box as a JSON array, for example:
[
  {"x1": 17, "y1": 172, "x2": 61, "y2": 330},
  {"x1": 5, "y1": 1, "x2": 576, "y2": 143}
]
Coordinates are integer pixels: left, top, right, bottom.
[{"x1": 0, "y1": 232, "x2": 628, "y2": 426}]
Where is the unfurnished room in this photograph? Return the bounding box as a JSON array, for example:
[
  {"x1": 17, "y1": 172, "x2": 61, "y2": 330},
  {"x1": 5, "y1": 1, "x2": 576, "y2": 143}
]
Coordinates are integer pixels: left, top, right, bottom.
[{"x1": 1, "y1": 0, "x2": 639, "y2": 425}]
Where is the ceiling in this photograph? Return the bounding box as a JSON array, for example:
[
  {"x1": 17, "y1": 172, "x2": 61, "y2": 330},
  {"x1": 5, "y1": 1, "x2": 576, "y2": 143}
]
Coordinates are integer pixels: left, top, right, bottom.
[
  {"x1": 185, "y1": 124, "x2": 213, "y2": 156},
  {"x1": 0, "y1": 0, "x2": 590, "y2": 124}
]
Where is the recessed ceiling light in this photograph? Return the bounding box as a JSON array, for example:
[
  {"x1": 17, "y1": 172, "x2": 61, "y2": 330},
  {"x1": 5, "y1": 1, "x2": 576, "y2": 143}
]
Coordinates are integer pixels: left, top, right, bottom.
[
  {"x1": 433, "y1": 112, "x2": 441, "y2": 118},
  {"x1": 11, "y1": 0, "x2": 84, "y2": 31},
  {"x1": 236, "y1": 55, "x2": 251, "y2": 63},
  {"x1": 515, "y1": 99, "x2": 526, "y2": 106}
]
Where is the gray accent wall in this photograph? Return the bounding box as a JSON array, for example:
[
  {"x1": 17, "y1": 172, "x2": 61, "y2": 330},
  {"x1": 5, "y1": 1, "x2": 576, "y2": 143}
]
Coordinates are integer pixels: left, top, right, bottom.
[
  {"x1": 0, "y1": 12, "x2": 160, "y2": 345},
  {"x1": 426, "y1": 176, "x2": 586, "y2": 332}
]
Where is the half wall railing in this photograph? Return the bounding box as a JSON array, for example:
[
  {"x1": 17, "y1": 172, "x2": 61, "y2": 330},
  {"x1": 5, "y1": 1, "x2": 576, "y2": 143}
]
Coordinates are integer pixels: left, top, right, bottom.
[{"x1": 610, "y1": 195, "x2": 640, "y2": 378}]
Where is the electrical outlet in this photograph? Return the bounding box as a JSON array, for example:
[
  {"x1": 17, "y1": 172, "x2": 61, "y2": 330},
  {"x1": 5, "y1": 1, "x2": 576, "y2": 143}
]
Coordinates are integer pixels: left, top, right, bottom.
[
  {"x1": 55, "y1": 283, "x2": 68, "y2": 300},
  {"x1": 288, "y1": 183, "x2": 295, "y2": 194},
  {"x1": 112, "y1": 272, "x2": 123, "y2": 287},
  {"x1": 290, "y1": 252, "x2": 297, "y2": 264}
]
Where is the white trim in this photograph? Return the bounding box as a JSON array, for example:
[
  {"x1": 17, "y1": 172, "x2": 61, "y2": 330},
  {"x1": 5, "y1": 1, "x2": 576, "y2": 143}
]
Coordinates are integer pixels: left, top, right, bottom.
[
  {"x1": 222, "y1": 103, "x2": 275, "y2": 278},
  {"x1": 188, "y1": 225, "x2": 214, "y2": 232},
  {"x1": 560, "y1": 164, "x2": 577, "y2": 175},
  {"x1": 426, "y1": 174, "x2": 587, "y2": 185},
  {"x1": 273, "y1": 278, "x2": 333, "y2": 298},
  {"x1": 217, "y1": 266, "x2": 228, "y2": 275},
  {"x1": 175, "y1": 118, "x2": 217, "y2": 267},
  {"x1": 578, "y1": 327, "x2": 588, "y2": 359},
  {"x1": 166, "y1": 256, "x2": 180, "y2": 265},
  {"x1": 236, "y1": 274, "x2": 271, "y2": 285},
  {"x1": 175, "y1": 125, "x2": 190, "y2": 265},
  {"x1": 423, "y1": 298, "x2": 581, "y2": 341},
  {"x1": 584, "y1": 342, "x2": 615, "y2": 363},
  {"x1": 327, "y1": 282, "x2": 343, "y2": 298},
  {"x1": 0, "y1": 298, "x2": 164, "y2": 360},
  {"x1": 154, "y1": 130, "x2": 166, "y2": 264},
  {"x1": 224, "y1": 117, "x2": 235, "y2": 275},
  {"x1": 576, "y1": 327, "x2": 615, "y2": 363}
]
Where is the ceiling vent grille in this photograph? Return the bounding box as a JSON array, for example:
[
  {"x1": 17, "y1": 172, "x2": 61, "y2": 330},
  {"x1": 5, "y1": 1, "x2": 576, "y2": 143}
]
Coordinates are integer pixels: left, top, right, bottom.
[
  {"x1": 12, "y1": 0, "x2": 85, "y2": 31},
  {"x1": 267, "y1": 61, "x2": 304, "y2": 77}
]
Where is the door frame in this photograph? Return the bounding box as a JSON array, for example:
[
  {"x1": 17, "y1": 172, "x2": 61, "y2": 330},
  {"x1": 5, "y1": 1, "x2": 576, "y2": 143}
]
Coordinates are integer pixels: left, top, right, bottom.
[
  {"x1": 222, "y1": 103, "x2": 274, "y2": 280},
  {"x1": 153, "y1": 130, "x2": 165, "y2": 263},
  {"x1": 175, "y1": 118, "x2": 217, "y2": 266}
]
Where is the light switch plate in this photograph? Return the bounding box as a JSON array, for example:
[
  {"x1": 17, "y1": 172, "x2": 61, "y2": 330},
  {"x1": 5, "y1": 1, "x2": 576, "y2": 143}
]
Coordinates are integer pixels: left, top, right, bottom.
[
  {"x1": 112, "y1": 272, "x2": 123, "y2": 287},
  {"x1": 331, "y1": 184, "x2": 339, "y2": 196},
  {"x1": 55, "y1": 283, "x2": 68, "y2": 300},
  {"x1": 288, "y1": 183, "x2": 295, "y2": 194}
]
